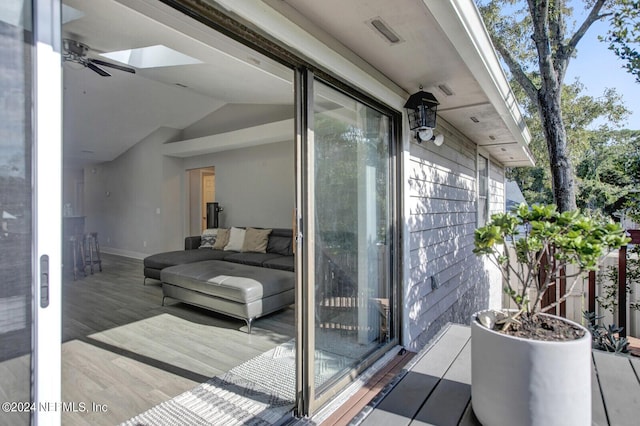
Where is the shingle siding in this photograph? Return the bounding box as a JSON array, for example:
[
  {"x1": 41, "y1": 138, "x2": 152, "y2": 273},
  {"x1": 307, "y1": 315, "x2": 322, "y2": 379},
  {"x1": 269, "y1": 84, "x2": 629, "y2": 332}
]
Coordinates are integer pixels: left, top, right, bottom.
[
  {"x1": 403, "y1": 125, "x2": 505, "y2": 351},
  {"x1": 489, "y1": 160, "x2": 505, "y2": 215}
]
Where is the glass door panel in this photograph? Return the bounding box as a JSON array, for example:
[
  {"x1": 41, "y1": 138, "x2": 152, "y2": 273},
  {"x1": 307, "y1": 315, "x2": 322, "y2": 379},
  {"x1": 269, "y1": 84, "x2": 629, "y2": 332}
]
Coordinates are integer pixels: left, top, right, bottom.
[
  {"x1": 312, "y1": 81, "x2": 392, "y2": 396},
  {"x1": 0, "y1": 1, "x2": 62, "y2": 424},
  {"x1": 0, "y1": 4, "x2": 35, "y2": 424}
]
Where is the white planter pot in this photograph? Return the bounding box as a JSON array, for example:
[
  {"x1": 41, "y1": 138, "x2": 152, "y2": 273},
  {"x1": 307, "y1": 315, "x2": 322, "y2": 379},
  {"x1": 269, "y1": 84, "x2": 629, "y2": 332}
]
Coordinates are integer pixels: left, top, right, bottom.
[{"x1": 471, "y1": 311, "x2": 591, "y2": 426}]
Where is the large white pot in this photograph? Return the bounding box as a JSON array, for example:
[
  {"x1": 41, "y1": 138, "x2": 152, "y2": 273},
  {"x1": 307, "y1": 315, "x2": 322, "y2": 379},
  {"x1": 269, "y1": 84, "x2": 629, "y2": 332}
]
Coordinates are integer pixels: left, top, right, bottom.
[{"x1": 471, "y1": 311, "x2": 591, "y2": 426}]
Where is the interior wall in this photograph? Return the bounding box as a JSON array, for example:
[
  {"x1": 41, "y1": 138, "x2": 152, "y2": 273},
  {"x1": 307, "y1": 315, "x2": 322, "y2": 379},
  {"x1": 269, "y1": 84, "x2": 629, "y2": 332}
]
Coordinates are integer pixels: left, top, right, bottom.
[
  {"x1": 83, "y1": 136, "x2": 294, "y2": 258},
  {"x1": 62, "y1": 167, "x2": 84, "y2": 217},
  {"x1": 84, "y1": 127, "x2": 184, "y2": 258},
  {"x1": 183, "y1": 140, "x2": 294, "y2": 230}
]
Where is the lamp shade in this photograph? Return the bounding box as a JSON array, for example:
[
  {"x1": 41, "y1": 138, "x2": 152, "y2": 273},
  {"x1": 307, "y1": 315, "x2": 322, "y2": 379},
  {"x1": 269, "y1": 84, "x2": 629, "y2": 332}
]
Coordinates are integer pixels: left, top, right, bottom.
[{"x1": 404, "y1": 90, "x2": 439, "y2": 131}]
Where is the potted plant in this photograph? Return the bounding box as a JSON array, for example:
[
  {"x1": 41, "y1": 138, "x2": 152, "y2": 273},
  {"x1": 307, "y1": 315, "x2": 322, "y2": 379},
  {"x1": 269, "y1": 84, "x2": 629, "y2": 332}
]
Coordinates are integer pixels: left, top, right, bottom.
[{"x1": 471, "y1": 203, "x2": 629, "y2": 426}]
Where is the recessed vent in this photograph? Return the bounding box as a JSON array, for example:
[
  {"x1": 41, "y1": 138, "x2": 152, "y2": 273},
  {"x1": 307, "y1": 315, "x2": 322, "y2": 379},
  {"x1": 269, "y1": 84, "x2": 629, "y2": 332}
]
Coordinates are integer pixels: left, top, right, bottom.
[
  {"x1": 369, "y1": 18, "x2": 402, "y2": 44},
  {"x1": 470, "y1": 116, "x2": 480, "y2": 123},
  {"x1": 438, "y1": 84, "x2": 454, "y2": 96}
]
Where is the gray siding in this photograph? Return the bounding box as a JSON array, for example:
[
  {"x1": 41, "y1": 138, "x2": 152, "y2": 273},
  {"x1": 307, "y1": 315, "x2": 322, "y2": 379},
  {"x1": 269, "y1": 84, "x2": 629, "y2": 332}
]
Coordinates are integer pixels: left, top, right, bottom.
[
  {"x1": 403, "y1": 124, "x2": 504, "y2": 351},
  {"x1": 489, "y1": 160, "x2": 505, "y2": 215}
]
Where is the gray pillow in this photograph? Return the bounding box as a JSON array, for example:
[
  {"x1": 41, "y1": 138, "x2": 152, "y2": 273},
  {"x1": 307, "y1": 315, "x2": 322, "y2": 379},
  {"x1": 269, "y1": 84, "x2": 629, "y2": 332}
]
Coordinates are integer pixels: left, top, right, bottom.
[{"x1": 267, "y1": 235, "x2": 293, "y2": 256}]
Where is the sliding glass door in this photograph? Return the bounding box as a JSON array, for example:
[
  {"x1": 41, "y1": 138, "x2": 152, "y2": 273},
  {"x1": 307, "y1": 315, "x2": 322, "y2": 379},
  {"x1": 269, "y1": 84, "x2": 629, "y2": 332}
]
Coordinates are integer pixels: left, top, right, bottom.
[{"x1": 298, "y1": 75, "x2": 396, "y2": 413}]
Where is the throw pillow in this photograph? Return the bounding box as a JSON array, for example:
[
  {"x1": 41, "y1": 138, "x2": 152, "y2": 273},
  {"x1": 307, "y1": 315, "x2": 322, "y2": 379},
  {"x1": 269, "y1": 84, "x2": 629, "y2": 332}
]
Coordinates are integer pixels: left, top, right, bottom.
[
  {"x1": 242, "y1": 228, "x2": 272, "y2": 253},
  {"x1": 224, "y1": 227, "x2": 246, "y2": 251},
  {"x1": 198, "y1": 228, "x2": 218, "y2": 249},
  {"x1": 267, "y1": 235, "x2": 293, "y2": 256},
  {"x1": 212, "y1": 228, "x2": 230, "y2": 250}
]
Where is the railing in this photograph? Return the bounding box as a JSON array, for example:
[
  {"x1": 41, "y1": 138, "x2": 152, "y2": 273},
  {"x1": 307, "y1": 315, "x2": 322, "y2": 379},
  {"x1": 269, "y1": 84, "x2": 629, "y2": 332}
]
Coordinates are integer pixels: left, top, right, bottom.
[
  {"x1": 532, "y1": 230, "x2": 640, "y2": 336},
  {"x1": 585, "y1": 230, "x2": 640, "y2": 337}
]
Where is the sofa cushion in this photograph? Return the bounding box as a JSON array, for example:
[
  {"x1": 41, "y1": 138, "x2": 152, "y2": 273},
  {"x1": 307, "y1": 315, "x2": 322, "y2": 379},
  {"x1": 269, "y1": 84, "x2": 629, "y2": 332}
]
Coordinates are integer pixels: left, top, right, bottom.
[
  {"x1": 212, "y1": 228, "x2": 229, "y2": 250},
  {"x1": 144, "y1": 249, "x2": 228, "y2": 270},
  {"x1": 242, "y1": 227, "x2": 272, "y2": 253},
  {"x1": 262, "y1": 256, "x2": 295, "y2": 272},
  {"x1": 161, "y1": 260, "x2": 295, "y2": 304},
  {"x1": 199, "y1": 228, "x2": 218, "y2": 249},
  {"x1": 224, "y1": 252, "x2": 283, "y2": 268},
  {"x1": 224, "y1": 227, "x2": 245, "y2": 251},
  {"x1": 267, "y1": 236, "x2": 293, "y2": 256},
  {"x1": 185, "y1": 236, "x2": 202, "y2": 250}
]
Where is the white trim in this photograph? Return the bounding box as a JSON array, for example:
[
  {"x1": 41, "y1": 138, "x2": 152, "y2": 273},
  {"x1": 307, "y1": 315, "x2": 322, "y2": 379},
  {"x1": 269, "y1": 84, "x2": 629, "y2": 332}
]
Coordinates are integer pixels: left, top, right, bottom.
[
  {"x1": 34, "y1": 0, "x2": 62, "y2": 423},
  {"x1": 422, "y1": 0, "x2": 533, "y2": 166},
  {"x1": 162, "y1": 119, "x2": 293, "y2": 157}
]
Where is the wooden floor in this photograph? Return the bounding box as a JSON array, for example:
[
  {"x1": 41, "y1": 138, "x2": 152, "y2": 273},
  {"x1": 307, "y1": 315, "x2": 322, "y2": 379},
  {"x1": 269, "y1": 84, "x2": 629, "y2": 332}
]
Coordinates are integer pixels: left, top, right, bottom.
[
  {"x1": 60, "y1": 253, "x2": 295, "y2": 425},
  {"x1": 358, "y1": 323, "x2": 640, "y2": 426}
]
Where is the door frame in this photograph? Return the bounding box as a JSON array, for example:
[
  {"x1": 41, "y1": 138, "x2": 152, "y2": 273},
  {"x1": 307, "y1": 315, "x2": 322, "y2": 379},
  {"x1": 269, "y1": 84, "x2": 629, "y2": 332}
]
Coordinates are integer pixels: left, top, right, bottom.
[{"x1": 296, "y1": 70, "x2": 402, "y2": 415}]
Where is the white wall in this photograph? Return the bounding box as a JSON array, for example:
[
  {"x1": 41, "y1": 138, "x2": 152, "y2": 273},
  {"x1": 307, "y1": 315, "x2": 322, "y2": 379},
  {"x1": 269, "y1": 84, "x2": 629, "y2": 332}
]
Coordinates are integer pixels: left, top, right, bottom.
[
  {"x1": 402, "y1": 121, "x2": 504, "y2": 351},
  {"x1": 84, "y1": 135, "x2": 295, "y2": 259},
  {"x1": 182, "y1": 140, "x2": 294, "y2": 229},
  {"x1": 84, "y1": 127, "x2": 184, "y2": 258}
]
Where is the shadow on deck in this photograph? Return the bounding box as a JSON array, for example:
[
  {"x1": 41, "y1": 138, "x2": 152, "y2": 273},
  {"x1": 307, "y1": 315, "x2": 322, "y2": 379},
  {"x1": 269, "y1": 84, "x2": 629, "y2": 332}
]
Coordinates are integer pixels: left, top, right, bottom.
[{"x1": 354, "y1": 323, "x2": 640, "y2": 426}]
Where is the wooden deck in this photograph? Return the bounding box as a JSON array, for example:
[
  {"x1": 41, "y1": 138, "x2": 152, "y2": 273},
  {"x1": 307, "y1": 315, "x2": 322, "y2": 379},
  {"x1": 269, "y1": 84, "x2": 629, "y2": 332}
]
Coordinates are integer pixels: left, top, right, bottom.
[{"x1": 357, "y1": 323, "x2": 640, "y2": 426}]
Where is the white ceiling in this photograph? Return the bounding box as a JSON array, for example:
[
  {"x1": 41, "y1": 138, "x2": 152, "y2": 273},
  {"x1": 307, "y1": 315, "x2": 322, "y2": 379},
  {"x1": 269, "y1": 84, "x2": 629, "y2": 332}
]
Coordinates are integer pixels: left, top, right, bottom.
[
  {"x1": 62, "y1": 0, "x2": 531, "y2": 168},
  {"x1": 62, "y1": 0, "x2": 294, "y2": 166}
]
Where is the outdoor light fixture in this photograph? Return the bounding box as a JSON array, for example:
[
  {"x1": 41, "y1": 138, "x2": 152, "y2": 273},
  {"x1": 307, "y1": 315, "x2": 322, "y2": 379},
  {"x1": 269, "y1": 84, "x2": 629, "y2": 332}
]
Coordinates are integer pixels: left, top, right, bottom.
[{"x1": 404, "y1": 88, "x2": 444, "y2": 146}]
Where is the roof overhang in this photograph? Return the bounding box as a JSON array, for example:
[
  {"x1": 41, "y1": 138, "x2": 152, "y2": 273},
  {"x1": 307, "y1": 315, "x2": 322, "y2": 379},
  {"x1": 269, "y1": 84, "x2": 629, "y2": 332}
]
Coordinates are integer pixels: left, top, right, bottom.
[{"x1": 213, "y1": 0, "x2": 534, "y2": 166}]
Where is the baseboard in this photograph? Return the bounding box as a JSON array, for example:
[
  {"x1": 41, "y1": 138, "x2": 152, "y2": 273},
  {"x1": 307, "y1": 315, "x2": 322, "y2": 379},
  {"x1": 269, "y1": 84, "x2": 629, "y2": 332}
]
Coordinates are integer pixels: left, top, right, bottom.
[{"x1": 100, "y1": 247, "x2": 147, "y2": 260}]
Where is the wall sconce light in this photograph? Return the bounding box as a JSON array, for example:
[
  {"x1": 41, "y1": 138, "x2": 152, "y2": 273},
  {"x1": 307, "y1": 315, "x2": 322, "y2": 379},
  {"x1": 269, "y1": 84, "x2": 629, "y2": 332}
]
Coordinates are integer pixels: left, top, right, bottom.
[{"x1": 404, "y1": 88, "x2": 444, "y2": 146}]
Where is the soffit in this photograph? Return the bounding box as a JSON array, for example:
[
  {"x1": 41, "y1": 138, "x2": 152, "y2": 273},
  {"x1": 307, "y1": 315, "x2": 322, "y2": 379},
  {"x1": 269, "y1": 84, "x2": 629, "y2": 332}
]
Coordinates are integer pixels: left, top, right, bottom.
[{"x1": 277, "y1": 0, "x2": 533, "y2": 166}]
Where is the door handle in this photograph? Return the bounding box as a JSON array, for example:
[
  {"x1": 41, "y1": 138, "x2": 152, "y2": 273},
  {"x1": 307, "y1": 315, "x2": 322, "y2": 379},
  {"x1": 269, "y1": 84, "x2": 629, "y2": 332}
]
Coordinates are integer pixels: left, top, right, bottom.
[{"x1": 40, "y1": 255, "x2": 49, "y2": 308}]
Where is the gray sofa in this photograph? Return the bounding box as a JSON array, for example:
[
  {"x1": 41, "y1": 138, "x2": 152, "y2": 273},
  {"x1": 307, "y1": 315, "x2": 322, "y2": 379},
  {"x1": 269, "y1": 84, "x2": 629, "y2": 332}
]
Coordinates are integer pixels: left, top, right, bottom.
[{"x1": 143, "y1": 228, "x2": 295, "y2": 333}]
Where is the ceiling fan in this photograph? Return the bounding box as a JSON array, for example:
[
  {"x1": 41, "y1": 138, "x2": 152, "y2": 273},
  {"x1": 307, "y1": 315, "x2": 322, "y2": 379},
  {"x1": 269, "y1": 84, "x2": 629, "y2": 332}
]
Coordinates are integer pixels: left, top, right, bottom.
[{"x1": 63, "y1": 39, "x2": 136, "y2": 77}]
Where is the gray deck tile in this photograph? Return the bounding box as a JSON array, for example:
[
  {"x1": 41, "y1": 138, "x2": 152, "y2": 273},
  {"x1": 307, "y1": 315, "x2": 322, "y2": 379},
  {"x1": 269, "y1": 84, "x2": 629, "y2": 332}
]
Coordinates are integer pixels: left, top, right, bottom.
[{"x1": 357, "y1": 322, "x2": 640, "y2": 426}]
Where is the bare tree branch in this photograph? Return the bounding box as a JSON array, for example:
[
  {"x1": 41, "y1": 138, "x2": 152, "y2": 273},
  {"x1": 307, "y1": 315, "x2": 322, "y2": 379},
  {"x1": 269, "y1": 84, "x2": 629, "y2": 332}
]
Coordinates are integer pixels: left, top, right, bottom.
[{"x1": 493, "y1": 39, "x2": 539, "y2": 103}]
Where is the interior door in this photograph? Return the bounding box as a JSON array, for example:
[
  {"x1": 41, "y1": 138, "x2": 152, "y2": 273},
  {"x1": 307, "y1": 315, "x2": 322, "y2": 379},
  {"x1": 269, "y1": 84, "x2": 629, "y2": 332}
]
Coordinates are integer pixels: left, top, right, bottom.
[
  {"x1": 0, "y1": 1, "x2": 62, "y2": 424},
  {"x1": 201, "y1": 171, "x2": 215, "y2": 231}
]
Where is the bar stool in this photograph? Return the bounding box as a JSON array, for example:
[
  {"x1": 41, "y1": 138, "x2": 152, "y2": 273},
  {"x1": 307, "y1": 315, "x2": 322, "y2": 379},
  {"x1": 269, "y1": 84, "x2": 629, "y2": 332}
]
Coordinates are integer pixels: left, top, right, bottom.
[
  {"x1": 67, "y1": 234, "x2": 86, "y2": 280},
  {"x1": 83, "y1": 232, "x2": 102, "y2": 274}
]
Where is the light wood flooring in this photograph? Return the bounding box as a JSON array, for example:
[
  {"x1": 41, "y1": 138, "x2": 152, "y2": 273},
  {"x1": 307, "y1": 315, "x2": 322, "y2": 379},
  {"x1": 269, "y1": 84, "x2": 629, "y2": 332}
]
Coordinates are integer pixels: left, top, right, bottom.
[{"x1": 60, "y1": 253, "x2": 295, "y2": 426}]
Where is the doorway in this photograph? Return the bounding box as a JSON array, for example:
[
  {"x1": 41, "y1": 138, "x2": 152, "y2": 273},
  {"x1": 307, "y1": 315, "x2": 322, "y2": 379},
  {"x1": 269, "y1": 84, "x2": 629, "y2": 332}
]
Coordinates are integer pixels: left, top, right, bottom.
[
  {"x1": 60, "y1": 0, "x2": 297, "y2": 423},
  {"x1": 187, "y1": 166, "x2": 215, "y2": 235}
]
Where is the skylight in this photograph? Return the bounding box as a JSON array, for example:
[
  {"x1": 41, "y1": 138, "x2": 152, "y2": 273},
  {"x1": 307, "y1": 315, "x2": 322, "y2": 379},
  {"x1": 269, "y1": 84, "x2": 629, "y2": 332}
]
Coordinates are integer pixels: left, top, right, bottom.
[{"x1": 100, "y1": 45, "x2": 202, "y2": 69}]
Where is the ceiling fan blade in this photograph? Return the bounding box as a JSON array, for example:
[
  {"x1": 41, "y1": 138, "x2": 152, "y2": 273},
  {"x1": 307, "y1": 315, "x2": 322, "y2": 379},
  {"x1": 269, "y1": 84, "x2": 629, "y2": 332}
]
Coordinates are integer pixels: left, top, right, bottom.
[
  {"x1": 90, "y1": 59, "x2": 136, "y2": 74},
  {"x1": 87, "y1": 62, "x2": 111, "y2": 77}
]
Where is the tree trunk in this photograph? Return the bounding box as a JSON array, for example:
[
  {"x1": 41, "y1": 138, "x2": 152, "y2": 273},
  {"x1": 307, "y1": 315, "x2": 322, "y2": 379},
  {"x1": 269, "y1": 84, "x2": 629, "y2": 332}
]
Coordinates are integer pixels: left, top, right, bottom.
[{"x1": 538, "y1": 88, "x2": 577, "y2": 212}]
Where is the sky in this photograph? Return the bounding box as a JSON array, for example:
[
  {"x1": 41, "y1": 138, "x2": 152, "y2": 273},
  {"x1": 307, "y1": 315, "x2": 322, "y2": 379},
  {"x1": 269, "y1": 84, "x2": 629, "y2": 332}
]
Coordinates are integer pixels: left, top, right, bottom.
[{"x1": 563, "y1": 6, "x2": 640, "y2": 130}]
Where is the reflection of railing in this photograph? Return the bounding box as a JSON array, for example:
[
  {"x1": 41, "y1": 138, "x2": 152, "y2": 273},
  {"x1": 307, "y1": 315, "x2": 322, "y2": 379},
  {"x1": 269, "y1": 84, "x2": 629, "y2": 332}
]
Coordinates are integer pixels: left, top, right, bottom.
[
  {"x1": 315, "y1": 243, "x2": 389, "y2": 343},
  {"x1": 316, "y1": 247, "x2": 357, "y2": 331}
]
